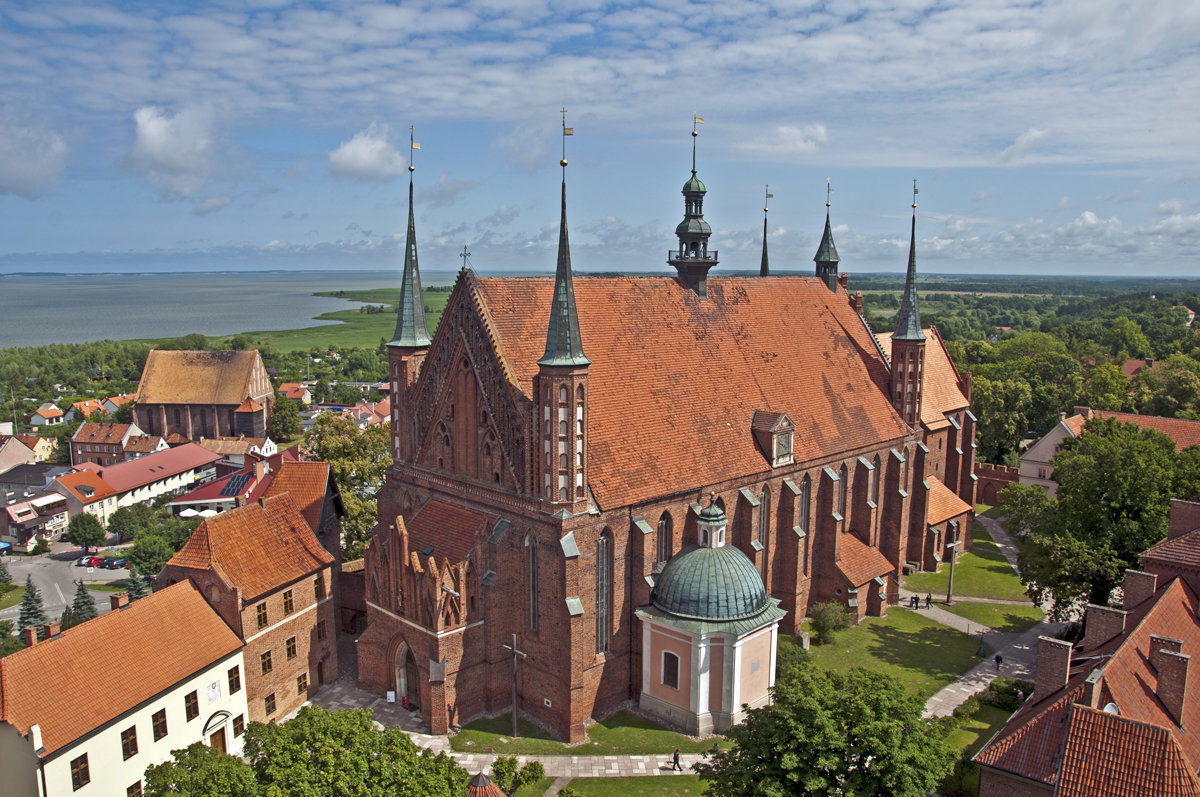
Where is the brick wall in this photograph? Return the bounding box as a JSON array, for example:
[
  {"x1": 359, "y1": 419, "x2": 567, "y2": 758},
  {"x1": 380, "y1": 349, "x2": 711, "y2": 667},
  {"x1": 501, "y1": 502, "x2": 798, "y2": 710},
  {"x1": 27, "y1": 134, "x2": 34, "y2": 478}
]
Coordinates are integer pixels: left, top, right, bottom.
[
  {"x1": 975, "y1": 462, "x2": 1018, "y2": 506},
  {"x1": 978, "y1": 768, "x2": 1053, "y2": 797}
]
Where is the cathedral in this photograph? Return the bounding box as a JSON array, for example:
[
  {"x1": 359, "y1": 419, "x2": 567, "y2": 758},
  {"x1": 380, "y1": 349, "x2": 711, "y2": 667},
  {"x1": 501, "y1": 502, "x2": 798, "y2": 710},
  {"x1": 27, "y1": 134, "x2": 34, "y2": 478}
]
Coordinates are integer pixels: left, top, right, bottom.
[{"x1": 356, "y1": 136, "x2": 975, "y2": 742}]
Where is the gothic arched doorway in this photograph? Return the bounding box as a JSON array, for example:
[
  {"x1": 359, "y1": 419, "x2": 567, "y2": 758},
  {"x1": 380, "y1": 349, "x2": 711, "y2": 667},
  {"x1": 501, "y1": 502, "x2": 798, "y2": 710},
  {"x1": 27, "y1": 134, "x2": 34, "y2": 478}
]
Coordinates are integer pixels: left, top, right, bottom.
[{"x1": 394, "y1": 643, "x2": 420, "y2": 708}]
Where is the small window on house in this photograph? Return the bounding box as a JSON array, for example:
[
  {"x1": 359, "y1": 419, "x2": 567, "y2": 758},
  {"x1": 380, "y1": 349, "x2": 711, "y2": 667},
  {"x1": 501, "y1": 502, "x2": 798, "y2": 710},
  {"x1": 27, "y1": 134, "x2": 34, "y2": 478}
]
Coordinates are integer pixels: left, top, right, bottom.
[
  {"x1": 208, "y1": 585, "x2": 219, "y2": 603},
  {"x1": 872, "y1": 456, "x2": 882, "y2": 504},
  {"x1": 286, "y1": 636, "x2": 297, "y2": 659},
  {"x1": 315, "y1": 576, "x2": 326, "y2": 600},
  {"x1": 152, "y1": 709, "x2": 167, "y2": 741},
  {"x1": 656, "y1": 512, "x2": 672, "y2": 563},
  {"x1": 121, "y1": 726, "x2": 138, "y2": 760},
  {"x1": 774, "y1": 432, "x2": 792, "y2": 463},
  {"x1": 127, "y1": 782, "x2": 142, "y2": 797},
  {"x1": 233, "y1": 714, "x2": 245, "y2": 737},
  {"x1": 317, "y1": 620, "x2": 327, "y2": 641},
  {"x1": 297, "y1": 673, "x2": 308, "y2": 695},
  {"x1": 283, "y1": 589, "x2": 294, "y2": 615},
  {"x1": 838, "y1": 464, "x2": 848, "y2": 516},
  {"x1": 256, "y1": 602, "x2": 267, "y2": 628},
  {"x1": 559, "y1": 420, "x2": 568, "y2": 435},
  {"x1": 228, "y1": 665, "x2": 241, "y2": 694},
  {"x1": 261, "y1": 651, "x2": 273, "y2": 675},
  {"x1": 559, "y1": 385, "x2": 568, "y2": 402},
  {"x1": 265, "y1": 693, "x2": 276, "y2": 715},
  {"x1": 71, "y1": 753, "x2": 90, "y2": 790},
  {"x1": 662, "y1": 651, "x2": 680, "y2": 689},
  {"x1": 185, "y1": 691, "x2": 199, "y2": 721}
]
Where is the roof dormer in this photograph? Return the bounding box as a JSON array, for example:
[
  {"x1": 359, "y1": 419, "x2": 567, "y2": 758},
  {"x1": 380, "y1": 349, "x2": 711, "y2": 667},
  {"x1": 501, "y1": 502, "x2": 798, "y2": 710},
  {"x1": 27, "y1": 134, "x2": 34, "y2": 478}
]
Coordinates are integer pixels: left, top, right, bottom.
[{"x1": 752, "y1": 410, "x2": 795, "y2": 467}]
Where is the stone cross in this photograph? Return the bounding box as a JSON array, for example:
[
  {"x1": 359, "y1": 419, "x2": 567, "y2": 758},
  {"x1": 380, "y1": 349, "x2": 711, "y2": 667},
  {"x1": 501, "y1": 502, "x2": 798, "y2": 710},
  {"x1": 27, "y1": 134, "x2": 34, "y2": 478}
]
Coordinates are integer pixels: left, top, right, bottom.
[{"x1": 501, "y1": 632, "x2": 528, "y2": 738}]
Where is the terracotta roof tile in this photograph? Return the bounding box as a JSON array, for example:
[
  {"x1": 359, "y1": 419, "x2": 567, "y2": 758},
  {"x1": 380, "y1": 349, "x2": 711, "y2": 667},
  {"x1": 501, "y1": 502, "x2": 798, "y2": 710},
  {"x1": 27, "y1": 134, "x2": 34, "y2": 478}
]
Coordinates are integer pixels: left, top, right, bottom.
[
  {"x1": 1092, "y1": 410, "x2": 1200, "y2": 453},
  {"x1": 123, "y1": 435, "x2": 164, "y2": 453},
  {"x1": 925, "y1": 476, "x2": 973, "y2": 526},
  {"x1": 71, "y1": 423, "x2": 134, "y2": 446},
  {"x1": 1062, "y1": 414, "x2": 1087, "y2": 437},
  {"x1": 975, "y1": 684, "x2": 1085, "y2": 783},
  {"x1": 70, "y1": 398, "x2": 104, "y2": 417},
  {"x1": 1057, "y1": 706, "x2": 1200, "y2": 797},
  {"x1": 1143, "y1": 528, "x2": 1200, "y2": 571},
  {"x1": 0, "y1": 581, "x2": 241, "y2": 757},
  {"x1": 876, "y1": 328, "x2": 970, "y2": 430},
  {"x1": 197, "y1": 437, "x2": 268, "y2": 456},
  {"x1": 166, "y1": 494, "x2": 332, "y2": 600},
  {"x1": 235, "y1": 398, "x2": 264, "y2": 413},
  {"x1": 54, "y1": 470, "x2": 117, "y2": 504},
  {"x1": 81, "y1": 443, "x2": 219, "y2": 493},
  {"x1": 475, "y1": 276, "x2": 912, "y2": 508},
  {"x1": 837, "y1": 531, "x2": 895, "y2": 587},
  {"x1": 137, "y1": 349, "x2": 265, "y2": 406},
  {"x1": 467, "y1": 772, "x2": 507, "y2": 797},
  {"x1": 34, "y1": 406, "x2": 62, "y2": 419},
  {"x1": 262, "y1": 461, "x2": 333, "y2": 534},
  {"x1": 403, "y1": 499, "x2": 488, "y2": 566}
]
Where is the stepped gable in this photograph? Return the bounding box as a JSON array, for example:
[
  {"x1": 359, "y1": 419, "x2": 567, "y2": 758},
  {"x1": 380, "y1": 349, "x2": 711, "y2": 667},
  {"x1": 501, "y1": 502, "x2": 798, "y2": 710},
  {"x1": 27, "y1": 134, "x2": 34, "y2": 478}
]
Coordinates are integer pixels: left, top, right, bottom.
[
  {"x1": 877, "y1": 328, "x2": 969, "y2": 430},
  {"x1": 925, "y1": 475, "x2": 973, "y2": 525},
  {"x1": 0, "y1": 581, "x2": 241, "y2": 757},
  {"x1": 167, "y1": 493, "x2": 332, "y2": 601},
  {"x1": 137, "y1": 349, "x2": 263, "y2": 405},
  {"x1": 474, "y1": 275, "x2": 910, "y2": 508}
]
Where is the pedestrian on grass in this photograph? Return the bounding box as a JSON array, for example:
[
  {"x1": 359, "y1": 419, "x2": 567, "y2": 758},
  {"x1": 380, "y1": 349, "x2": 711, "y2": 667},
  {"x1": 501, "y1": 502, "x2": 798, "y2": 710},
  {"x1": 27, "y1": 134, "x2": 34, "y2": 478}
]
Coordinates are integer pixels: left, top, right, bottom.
[
  {"x1": 672, "y1": 748, "x2": 683, "y2": 771},
  {"x1": 995, "y1": 653, "x2": 1003, "y2": 671}
]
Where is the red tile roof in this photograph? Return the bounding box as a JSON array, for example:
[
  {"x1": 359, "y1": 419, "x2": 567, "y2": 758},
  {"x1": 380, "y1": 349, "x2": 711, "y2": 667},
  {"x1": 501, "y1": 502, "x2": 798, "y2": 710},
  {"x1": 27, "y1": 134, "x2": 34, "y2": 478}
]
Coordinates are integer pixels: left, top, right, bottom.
[
  {"x1": 235, "y1": 398, "x2": 264, "y2": 413},
  {"x1": 1062, "y1": 414, "x2": 1087, "y2": 437},
  {"x1": 474, "y1": 275, "x2": 912, "y2": 508},
  {"x1": 262, "y1": 461, "x2": 333, "y2": 534},
  {"x1": 137, "y1": 349, "x2": 264, "y2": 406},
  {"x1": 1057, "y1": 705, "x2": 1200, "y2": 797},
  {"x1": 71, "y1": 422, "x2": 134, "y2": 446},
  {"x1": 34, "y1": 406, "x2": 62, "y2": 419},
  {"x1": 1123, "y1": 359, "x2": 1160, "y2": 378},
  {"x1": 80, "y1": 443, "x2": 219, "y2": 493},
  {"x1": 1143, "y1": 529, "x2": 1200, "y2": 571},
  {"x1": 403, "y1": 499, "x2": 487, "y2": 567},
  {"x1": 123, "y1": 434, "x2": 165, "y2": 454},
  {"x1": 70, "y1": 398, "x2": 105, "y2": 417},
  {"x1": 925, "y1": 476, "x2": 973, "y2": 526},
  {"x1": 876, "y1": 328, "x2": 970, "y2": 431},
  {"x1": 467, "y1": 772, "x2": 507, "y2": 797},
  {"x1": 197, "y1": 437, "x2": 269, "y2": 456},
  {"x1": 167, "y1": 494, "x2": 333, "y2": 600},
  {"x1": 1091, "y1": 410, "x2": 1200, "y2": 453},
  {"x1": 0, "y1": 581, "x2": 242, "y2": 757},
  {"x1": 54, "y1": 470, "x2": 117, "y2": 504},
  {"x1": 837, "y1": 531, "x2": 895, "y2": 587}
]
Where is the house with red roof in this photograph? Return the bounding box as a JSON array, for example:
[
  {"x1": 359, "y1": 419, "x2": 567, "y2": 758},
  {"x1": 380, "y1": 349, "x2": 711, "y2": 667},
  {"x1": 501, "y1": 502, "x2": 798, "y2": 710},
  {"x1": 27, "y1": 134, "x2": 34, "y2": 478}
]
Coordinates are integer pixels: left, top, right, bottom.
[
  {"x1": 0, "y1": 583, "x2": 248, "y2": 797},
  {"x1": 14, "y1": 435, "x2": 56, "y2": 464},
  {"x1": 278, "y1": 382, "x2": 312, "y2": 406},
  {"x1": 29, "y1": 403, "x2": 63, "y2": 428},
  {"x1": 157, "y1": 494, "x2": 338, "y2": 724},
  {"x1": 356, "y1": 158, "x2": 977, "y2": 740},
  {"x1": 70, "y1": 422, "x2": 147, "y2": 467},
  {"x1": 0, "y1": 435, "x2": 37, "y2": 475},
  {"x1": 134, "y1": 349, "x2": 274, "y2": 441},
  {"x1": 1, "y1": 492, "x2": 70, "y2": 552},
  {"x1": 52, "y1": 470, "x2": 119, "y2": 527}
]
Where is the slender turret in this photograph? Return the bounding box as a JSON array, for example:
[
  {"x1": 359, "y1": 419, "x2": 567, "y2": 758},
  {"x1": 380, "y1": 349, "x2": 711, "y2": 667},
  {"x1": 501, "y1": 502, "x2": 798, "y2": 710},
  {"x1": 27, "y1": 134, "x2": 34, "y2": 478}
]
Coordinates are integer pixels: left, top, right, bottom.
[{"x1": 890, "y1": 180, "x2": 927, "y2": 425}]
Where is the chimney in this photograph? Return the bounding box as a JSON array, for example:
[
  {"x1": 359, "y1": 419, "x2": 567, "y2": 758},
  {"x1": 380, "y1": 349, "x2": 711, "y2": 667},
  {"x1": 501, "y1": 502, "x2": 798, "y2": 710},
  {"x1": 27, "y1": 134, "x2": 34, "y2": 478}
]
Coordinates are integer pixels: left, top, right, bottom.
[
  {"x1": 1034, "y1": 636, "x2": 1073, "y2": 700},
  {"x1": 29, "y1": 724, "x2": 43, "y2": 754},
  {"x1": 41, "y1": 622, "x2": 59, "y2": 639},
  {"x1": 851, "y1": 291, "x2": 864, "y2": 315},
  {"x1": 19, "y1": 626, "x2": 36, "y2": 647},
  {"x1": 1167, "y1": 499, "x2": 1200, "y2": 541},
  {"x1": 254, "y1": 460, "x2": 267, "y2": 485},
  {"x1": 1123, "y1": 570, "x2": 1158, "y2": 610},
  {"x1": 1083, "y1": 604, "x2": 1127, "y2": 647},
  {"x1": 1156, "y1": 648, "x2": 1190, "y2": 726},
  {"x1": 1059, "y1": 411, "x2": 1067, "y2": 422},
  {"x1": 1082, "y1": 667, "x2": 1103, "y2": 708},
  {"x1": 1150, "y1": 635, "x2": 1183, "y2": 671},
  {"x1": 110, "y1": 593, "x2": 129, "y2": 610},
  {"x1": 837, "y1": 272, "x2": 849, "y2": 292}
]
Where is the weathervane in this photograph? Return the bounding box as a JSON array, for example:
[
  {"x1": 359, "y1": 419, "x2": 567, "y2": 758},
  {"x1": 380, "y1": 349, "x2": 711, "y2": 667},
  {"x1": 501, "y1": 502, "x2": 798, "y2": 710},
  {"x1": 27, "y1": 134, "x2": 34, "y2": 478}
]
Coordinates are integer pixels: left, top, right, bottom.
[
  {"x1": 409, "y1": 126, "x2": 419, "y2": 177},
  {"x1": 912, "y1": 178, "x2": 918, "y2": 210},
  {"x1": 691, "y1": 113, "x2": 704, "y2": 172},
  {"x1": 560, "y1": 107, "x2": 573, "y2": 171},
  {"x1": 764, "y1": 184, "x2": 772, "y2": 215},
  {"x1": 826, "y1": 178, "x2": 834, "y2": 208}
]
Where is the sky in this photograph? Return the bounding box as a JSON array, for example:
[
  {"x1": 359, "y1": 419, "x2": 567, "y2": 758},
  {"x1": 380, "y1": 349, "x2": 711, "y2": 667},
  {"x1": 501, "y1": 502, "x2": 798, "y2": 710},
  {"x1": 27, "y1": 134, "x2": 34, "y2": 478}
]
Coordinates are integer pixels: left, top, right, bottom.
[{"x1": 2, "y1": 0, "x2": 1200, "y2": 278}]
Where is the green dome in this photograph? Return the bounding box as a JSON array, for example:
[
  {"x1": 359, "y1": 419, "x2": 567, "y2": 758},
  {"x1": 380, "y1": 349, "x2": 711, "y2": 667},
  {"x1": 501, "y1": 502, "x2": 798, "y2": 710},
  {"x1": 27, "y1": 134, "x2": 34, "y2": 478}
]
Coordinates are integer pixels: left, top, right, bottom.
[
  {"x1": 652, "y1": 544, "x2": 769, "y2": 621},
  {"x1": 675, "y1": 218, "x2": 712, "y2": 236},
  {"x1": 683, "y1": 172, "x2": 706, "y2": 194}
]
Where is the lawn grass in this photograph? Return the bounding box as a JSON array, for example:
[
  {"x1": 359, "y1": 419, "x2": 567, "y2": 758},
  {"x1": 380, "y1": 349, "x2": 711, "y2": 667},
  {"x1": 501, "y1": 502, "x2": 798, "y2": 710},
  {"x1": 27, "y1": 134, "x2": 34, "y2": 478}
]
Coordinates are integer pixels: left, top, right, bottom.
[
  {"x1": 514, "y1": 776, "x2": 557, "y2": 796},
  {"x1": 802, "y1": 607, "x2": 985, "y2": 699},
  {"x1": 902, "y1": 521, "x2": 1029, "y2": 602},
  {"x1": 562, "y1": 776, "x2": 707, "y2": 796},
  {"x1": 0, "y1": 584, "x2": 24, "y2": 610},
  {"x1": 940, "y1": 601, "x2": 1045, "y2": 633},
  {"x1": 941, "y1": 703, "x2": 1013, "y2": 797},
  {"x1": 450, "y1": 710, "x2": 731, "y2": 756},
  {"x1": 85, "y1": 581, "x2": 131, "y2": 593}
]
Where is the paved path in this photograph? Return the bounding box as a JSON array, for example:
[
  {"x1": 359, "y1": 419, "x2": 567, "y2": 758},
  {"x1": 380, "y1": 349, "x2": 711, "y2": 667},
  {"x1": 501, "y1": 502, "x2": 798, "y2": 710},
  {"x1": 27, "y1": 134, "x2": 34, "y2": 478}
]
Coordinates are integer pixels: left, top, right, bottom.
[{"x1": 977, "y1": 514, "x2": 1021, "y2": 569}]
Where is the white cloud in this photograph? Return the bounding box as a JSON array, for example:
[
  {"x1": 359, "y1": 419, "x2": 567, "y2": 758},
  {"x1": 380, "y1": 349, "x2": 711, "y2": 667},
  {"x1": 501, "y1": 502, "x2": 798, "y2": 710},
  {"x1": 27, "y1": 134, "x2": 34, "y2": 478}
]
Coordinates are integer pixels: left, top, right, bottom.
[
  {"x1": 0, "y1": 116, "x2": 69, "y2": 197},
  {"x1": 1000, "y1": 128, "x2": 1049, "y2": 162},
  {"x1": 328, "y1": 123, "x2": 408, "y2": 179},
  {"x1": 1157, "y1": 199, "x2": 1184, "y2": 214},
  {"x1": 192, "y1": 194, "x2": 231, "y2": 215},
  {"x1": 418, "y1": 172, "x2": 479, "y2": 207},
  {"x1": 128, "y1": 105, "x2": 219, "y2": 198}
]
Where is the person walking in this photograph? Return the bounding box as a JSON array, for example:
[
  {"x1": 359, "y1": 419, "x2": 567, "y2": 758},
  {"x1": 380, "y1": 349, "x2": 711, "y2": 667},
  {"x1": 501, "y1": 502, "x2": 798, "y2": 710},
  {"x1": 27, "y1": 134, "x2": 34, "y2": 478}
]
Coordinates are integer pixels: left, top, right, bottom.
[
  {"x1": 925, "y1": 593, "x2": 932, "y2": 609},
  {"x1": 672, "y1": 748, "x2": 683, "y2": 771},
  {"x1": 994, "y1": 653, "x2": 1003, "y2": 671}
]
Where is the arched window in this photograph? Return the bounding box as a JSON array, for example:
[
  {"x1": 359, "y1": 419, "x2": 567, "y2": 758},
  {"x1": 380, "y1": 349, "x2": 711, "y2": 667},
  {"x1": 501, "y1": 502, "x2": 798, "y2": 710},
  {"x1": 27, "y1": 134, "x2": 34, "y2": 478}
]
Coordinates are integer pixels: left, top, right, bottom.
[
  {"x1": 596, "y1": 530, "x2": 612, "y2": 654},
  {"x1": 799, "y1": 475, "x2": 811, "y2": 535},
  {"x1": 872, "y1": 456, "x2": 882, "y2": 505},
  {"x1": 656, "y1": 512, "x2": 672, "y2": 563},
  {"x1": 559, "y1": 385, "x2": 568, "y2": 402},
  {"x1": 577, "y1": 384, "x2": 585, "y2": 402},
  {"x1": 559, "y1": 453, "x2": 568, "y2": 469},
  {"x1": 662, "y1": 651, "x2": 680, "y2": 689},
  {"x1": 526, "y1": 535, "x2": 539, "y2": 632},
  {"x1": 559, "y1": 419, "x2": 568, "y2": 435},
  {"x1": 838, "y1": 464, "x2": 848, "y2": 517}
]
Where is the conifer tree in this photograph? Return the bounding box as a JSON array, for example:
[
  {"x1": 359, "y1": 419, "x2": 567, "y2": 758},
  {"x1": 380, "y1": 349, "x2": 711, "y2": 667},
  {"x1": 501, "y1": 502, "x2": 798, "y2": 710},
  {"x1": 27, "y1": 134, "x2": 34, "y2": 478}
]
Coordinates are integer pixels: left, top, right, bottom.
[
  {"x1": 59, "y1": 605, "x2": 76, "y2": 631},
  {"x1": 70, "y1": 579, "x2": 97, "y2": 624},
  {"x1": 0, "y1": 557, "x2": 11, "y2": 585},
  {"x1": 18, "y1": 576, "x2": 48, "y2": 636},
  {"x1": 125, "y1": 572, "x2": 149, "y2": 601}
]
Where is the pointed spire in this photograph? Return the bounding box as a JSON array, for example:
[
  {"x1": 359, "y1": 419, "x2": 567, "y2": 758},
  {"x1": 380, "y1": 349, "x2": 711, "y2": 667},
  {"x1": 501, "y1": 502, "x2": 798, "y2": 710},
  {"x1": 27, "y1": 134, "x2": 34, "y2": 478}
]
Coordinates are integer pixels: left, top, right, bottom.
[
  {"x1": 539, "y1": 112, "x2": 589, "y2": 367},
  {"x1": 390, "y1": 128, "x2": 430, "y2": 348},
  {"x1": 893, "y1": 180, "x2": 926, "y2": 341},
  {"x1": 760, "y1": 185, "x2": 771, "y2": 276},
  {"x1": 814, "y1": 179, "x2": 840, "y2": 290}
]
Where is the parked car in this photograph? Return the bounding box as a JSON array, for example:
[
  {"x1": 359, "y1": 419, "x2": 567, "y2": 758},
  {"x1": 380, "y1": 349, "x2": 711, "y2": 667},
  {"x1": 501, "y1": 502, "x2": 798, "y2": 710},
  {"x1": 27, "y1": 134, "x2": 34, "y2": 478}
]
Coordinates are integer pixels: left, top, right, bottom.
[
  {"x1": 76, "y1": 555, "x2": 92, "y2": 567},
  {"x1": 85, "y1": 556, "x2": 105, "y2": 567},
  {"x1": 103, "y1": 558, "x2": 127, "y2": 569}
]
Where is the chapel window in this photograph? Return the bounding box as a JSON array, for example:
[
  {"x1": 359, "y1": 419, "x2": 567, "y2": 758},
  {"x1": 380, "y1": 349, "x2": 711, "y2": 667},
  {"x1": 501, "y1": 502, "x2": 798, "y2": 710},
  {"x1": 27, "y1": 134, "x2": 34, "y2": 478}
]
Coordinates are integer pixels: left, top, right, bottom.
[
  {"x1": 656, "y1": 512, "x2": 672, "y2": 563},
  {"x1": 526, "y1": 535, "x2": 539, "y2": 632},
  {"x1": 596, "y1": 530, "x2": 613, "y2": 654},
  {"x1": 662, "y1": 651, "x2": 680, "y2": 689},
  {"x1": 838, "y1": 464, "x2": 848, "y2": 517}
]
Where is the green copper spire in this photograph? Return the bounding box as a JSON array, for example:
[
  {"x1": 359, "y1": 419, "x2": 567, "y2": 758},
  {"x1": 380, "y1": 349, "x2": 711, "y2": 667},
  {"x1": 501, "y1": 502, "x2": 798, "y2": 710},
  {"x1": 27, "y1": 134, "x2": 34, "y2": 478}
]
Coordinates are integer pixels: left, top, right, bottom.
[
  {"x1": 814, "y1": 180, "x2": 840, "y2": 291},
  {"x1": 893, "y1": 183, "x2": 926, "y2": 342},
  {"x1": 389, "y1": 130, "x2": 431, "y2": 348},
  {"x1": 760, "y1": 185, "x2": 771, "y2": 276},
  {"x1": 539, "y1": 122, "x2": 589, "y2": 367}
]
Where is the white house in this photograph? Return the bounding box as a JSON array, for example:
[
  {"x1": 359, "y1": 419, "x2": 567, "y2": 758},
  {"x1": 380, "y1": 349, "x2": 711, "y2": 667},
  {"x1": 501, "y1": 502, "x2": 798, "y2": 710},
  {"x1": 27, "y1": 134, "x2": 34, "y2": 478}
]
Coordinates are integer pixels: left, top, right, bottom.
[{"x1": 0, "y1": 583, "x2": 248, "y2": 797}]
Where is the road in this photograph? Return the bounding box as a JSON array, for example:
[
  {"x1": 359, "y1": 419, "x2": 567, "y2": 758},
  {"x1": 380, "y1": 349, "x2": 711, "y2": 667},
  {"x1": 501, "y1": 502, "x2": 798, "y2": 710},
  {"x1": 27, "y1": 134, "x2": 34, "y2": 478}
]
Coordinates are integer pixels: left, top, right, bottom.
[{"x1": 1, "y1": 541, "x2": 134, "y2": 624}]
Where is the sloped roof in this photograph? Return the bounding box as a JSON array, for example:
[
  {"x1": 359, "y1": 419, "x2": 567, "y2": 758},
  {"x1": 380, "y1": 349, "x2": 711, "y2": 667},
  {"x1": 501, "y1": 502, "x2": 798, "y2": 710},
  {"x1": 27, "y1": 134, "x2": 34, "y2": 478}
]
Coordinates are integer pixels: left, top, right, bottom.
[
  {"x1": 467, "y1": 772, "x2": 506, "y2": 797},
  {"x1": 167, "y1": 494, "x2": 332, "y2": 600},
  {"x1": 1062, "y1": 414, "x2": 1087, "y2": 437},
  {"x1": 876, "y1": 328, "x2": 970, "y2": 431},
  {"x1": 197, "y1": 437, "x2": 268, "y2": 456},
  {"x1": 82, "y1": 443, "x2": 219, "y2": 493},
  {"x1": 837, "y1": 531, "x2": 895, "y2": 587},
  {"x1": 1092, "y1": 410, "x2": 1200, "y2": 453},
  {"x1": 168, "y1": 465, "x2": 271, "y2": 506},
  {"x1": 136, "y1": 349, "x2": 263, "y2": 406},
  {"x1": 925, "y1": 476, "x2": 973, "y2": 526},
  {"x1": 0, "y1": 581, "x2": 242, "y2": 757},
  {"x1": 1057, "y1": 706, "x2": 1200, "y2": 797},
  {"x1": 123, "y1": 435, "x2": 165, "y2": 454},
  {"x1": 475, "y1": 275, "x2": 911, "y2": 508},
  {"x1": 55, "y1": 470, "x2": 117, "y2": 504},
  {"x1": 71, "y1": 423, "x2": 134, "y2": 446},
  {"x1": 15, "y1": 435, "x2": 52, "y2": 451},
  {"x1": 262, "y1": 461, "x2": 334, "y2": 534},
  {"x1": 70, "y1": 398, "x2": 104, "y2": 417},
  {"x1": 1143, "y1": 528, "x2": 1200, "y2": 571},
  {"x1": 34, "y1": 406, "x2": 62, "y2": 419},
  {"x1": 403, "y1": 499, "x2": 487, "y2": 566}
]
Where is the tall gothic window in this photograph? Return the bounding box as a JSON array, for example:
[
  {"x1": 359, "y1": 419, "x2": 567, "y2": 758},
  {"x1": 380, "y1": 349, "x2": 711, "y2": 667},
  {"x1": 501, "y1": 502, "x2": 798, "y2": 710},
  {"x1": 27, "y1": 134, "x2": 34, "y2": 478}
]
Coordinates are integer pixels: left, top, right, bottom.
[
  {"x1": 758, "y1": 486, "x2": 771, "y2": 580},
  {"x1": 799, "y1": 475, "x2": 811, "y2": 535},
  {"x1": 526, "y1": 535, "x2": 539, "y2": 632},
  {"x1": 872, "y1": 456, "x2": 882, "y2": 505},
  {"x1": 596, "y1": 530, "x2": 612, "y2": 654},
  {"x1": 656, "y1": 512, "x2": 672, "y2": 563},
  {"x1": 838, "y1": 464, "x2": 848, "y2": 517}
]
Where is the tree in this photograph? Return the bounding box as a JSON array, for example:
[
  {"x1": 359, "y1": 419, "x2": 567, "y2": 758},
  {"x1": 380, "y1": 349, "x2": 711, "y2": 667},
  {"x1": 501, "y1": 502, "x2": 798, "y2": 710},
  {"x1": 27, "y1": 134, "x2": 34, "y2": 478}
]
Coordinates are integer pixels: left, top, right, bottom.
[
  {"x1": 1076, "y1": 363, "x2": 1131, "y2": 412},
  {"x1": 17, "y1": 576, "x2": 48, "y2": 636},
  {"x1": 970, "y1": 375, "x2": 1033, "y2": 465},
  {"x1": 113, "y1": 400, "x2": 134, "y2": 424},
  {"x1": 243, "y1": 706, "x2": 468, "y2": 796},
  {"x1": 67, "y1": 513, "x2": 106, "y2": 550},
  {"x1": 1003, "y1": 417, "x2": 1182, "y2": 617},
  {"x1": 0, "y1": 620, "x2": 25, "y2": 659},
  {"x1": 806, "y1": 601, "x2": 851, "y2": 645},
  {"x1": 303, "y1": 413, "x2": 390, "y2": 559},
  {"x1": 694, "y1": 662, "x2": 956, "y2": 797},
  {"x1": 144, "y1": 742, "x2": 259, "y2": 797},
  {"x1": 69, "y1": 579, "x2": 97, "y2": 625},
  {"x1": 0, "y1": 557, "x2": 11, "y2": 585},
  {"x1": 126, "y1": 532, "x2": 175, "y2": 578},
  {"x1": 491, "y1": 757, "x2": 545, "y2": 795},
  {"x1": 267, "y1": 397, "x2": 301, "y2": 440},
  {"x1": 107, "y1": 504, "x2": 155, "y2": 543}
]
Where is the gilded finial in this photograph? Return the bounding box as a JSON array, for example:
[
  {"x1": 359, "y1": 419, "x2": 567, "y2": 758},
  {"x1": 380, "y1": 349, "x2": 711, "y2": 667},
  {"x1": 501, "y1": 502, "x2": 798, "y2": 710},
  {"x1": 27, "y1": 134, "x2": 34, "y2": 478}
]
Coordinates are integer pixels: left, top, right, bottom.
[
  {"x1": 764, "y1": 184, "x2": 772, "y2": 214},
  {"x1": 408, "y1": 126, "x2": 417, "y2": 174},
  {"x1": 912, "y1": 178, "x2": 918, "y2": 210},
  {"x1": 560, "y1": 107, "x2": 573, "y2": 168}
]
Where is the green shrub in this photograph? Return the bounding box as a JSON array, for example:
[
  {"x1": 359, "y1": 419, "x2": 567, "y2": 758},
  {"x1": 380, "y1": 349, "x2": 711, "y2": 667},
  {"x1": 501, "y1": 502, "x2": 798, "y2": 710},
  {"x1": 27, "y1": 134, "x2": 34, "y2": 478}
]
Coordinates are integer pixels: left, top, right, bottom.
[
  {"x1": 981, "y1": 676, "x2": 1034, "y2": 712},
  {"x1": 807, "y1": 601, "x2": 851, "y2": 645},
  {"x1": 31, "y1": 540, "x2": 50, "y2": 556}
]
